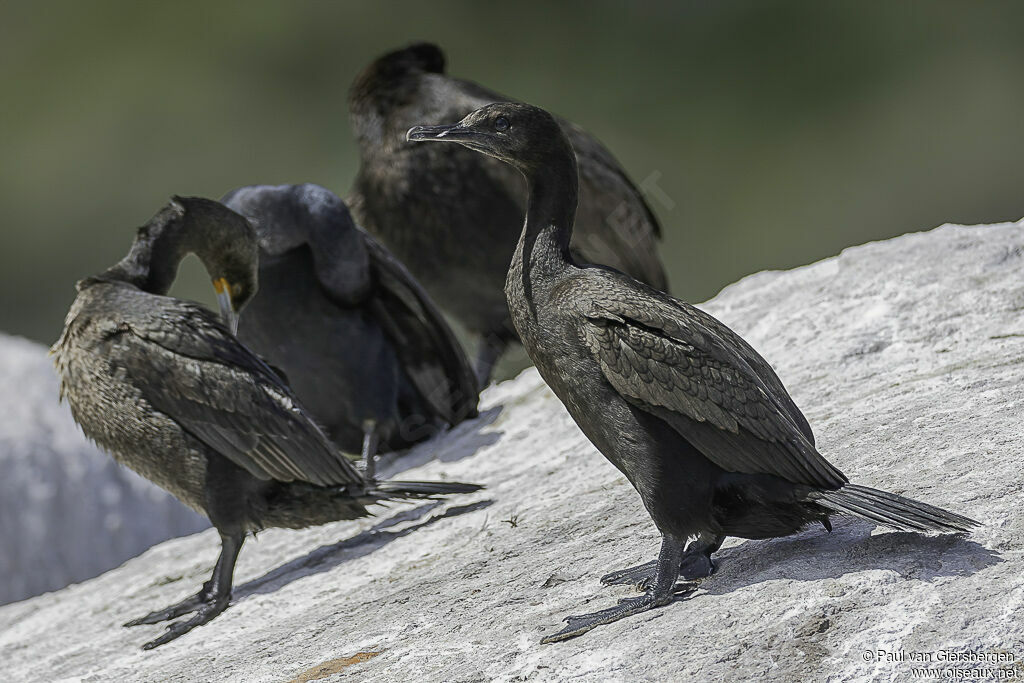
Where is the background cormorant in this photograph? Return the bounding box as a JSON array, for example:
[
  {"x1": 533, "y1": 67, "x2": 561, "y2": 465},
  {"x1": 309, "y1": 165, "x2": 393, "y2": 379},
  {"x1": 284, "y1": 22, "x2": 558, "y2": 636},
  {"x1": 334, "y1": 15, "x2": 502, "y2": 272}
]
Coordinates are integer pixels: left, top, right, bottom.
[
  {"x1": 408, "y1": 103, "x2": 977, "y2": 643},
  {"x1": 222, "y1": 183, "x2": 479, "y2": 476},
  {"x1": 52, "y1": 197, "x2": 481, "y2": 648},
  {"x1": 349, "y1": 42, "x2": 668, "y2": 384}
]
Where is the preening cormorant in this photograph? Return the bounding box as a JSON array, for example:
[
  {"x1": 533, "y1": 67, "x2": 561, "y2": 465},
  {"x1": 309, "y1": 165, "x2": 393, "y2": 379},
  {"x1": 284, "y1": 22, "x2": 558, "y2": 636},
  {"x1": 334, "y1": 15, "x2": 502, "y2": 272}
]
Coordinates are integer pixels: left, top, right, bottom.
[
  {"x1": 52, "y1": 197, "x2": 482, "y2": 649},
  {"x1": 222, "y1": 183, "x2": 479, "y2": 476},
  {"x1": 349, "y1": 42, "x2": 668, "y2": 385},
  {"x1": 408, "y1": 103, "x2": 978, "y2": 643}
]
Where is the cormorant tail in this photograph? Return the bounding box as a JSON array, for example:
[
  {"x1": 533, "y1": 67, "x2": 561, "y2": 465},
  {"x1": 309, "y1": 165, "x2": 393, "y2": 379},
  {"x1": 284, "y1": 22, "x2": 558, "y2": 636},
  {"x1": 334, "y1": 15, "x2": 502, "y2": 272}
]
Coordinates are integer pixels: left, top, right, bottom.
[
  {"x1": 373, "y1": 480, "x2": 483, "y2": 498},
  {"x1": 812, "y1": 484, "x2": 978, "y2": 532}
]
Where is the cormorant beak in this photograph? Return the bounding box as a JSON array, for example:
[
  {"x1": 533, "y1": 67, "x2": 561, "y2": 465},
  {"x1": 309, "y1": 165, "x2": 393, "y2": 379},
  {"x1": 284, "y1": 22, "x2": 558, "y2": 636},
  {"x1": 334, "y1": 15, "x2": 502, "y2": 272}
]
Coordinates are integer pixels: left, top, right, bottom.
[
  {"x1": 213, "y1": 277, "x2": 239, "y2": 335},
  {"x1": 407, "y1": 123, "x2": 481, "y2": 144}
]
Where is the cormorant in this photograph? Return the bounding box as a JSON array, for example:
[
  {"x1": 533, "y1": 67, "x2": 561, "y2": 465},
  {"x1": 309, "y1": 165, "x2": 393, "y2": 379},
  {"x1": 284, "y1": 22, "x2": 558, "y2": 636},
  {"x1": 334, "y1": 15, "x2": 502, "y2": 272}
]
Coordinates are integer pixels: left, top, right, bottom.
[
  {"x1": 349, "y1": 42, "x2": 668, "y2": 385},
  {"x1": 407, "y1": 103, "x2": 978, "y2": 643},
  {"x1": 52, "y1": 197, "x2": 482, "y2": 649},
  {"x1": 221, "y1": 183, "x2": 479, "y2": 477}
]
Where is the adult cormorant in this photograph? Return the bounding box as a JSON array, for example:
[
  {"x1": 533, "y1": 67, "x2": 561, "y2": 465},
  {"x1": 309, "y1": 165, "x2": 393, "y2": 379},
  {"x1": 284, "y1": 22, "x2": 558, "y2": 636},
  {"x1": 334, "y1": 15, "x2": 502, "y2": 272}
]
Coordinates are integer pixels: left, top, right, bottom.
[
  {"x1": 349, "y1": 43, "x2": 668, "y2": 384},
  {"x1": 222, "y1": 183, "x2": 479, "y2": 477},
  {"x1": 52, "y1": 197, "x2": 482, "y2": 649},
  {"x1": 408, "y1": 103, "x2": 977, "y2": 643}
]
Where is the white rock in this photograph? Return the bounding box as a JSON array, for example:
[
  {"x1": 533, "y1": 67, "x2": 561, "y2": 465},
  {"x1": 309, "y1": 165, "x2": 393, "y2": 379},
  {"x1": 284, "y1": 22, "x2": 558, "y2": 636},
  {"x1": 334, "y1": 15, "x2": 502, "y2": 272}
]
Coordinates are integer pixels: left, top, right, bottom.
[
  {"x1": 1, "y1": 224, "x2": 1021, "y2": 681},
  {"x1": 0, "y1": 333, "x2": 207, "y2": 605}
]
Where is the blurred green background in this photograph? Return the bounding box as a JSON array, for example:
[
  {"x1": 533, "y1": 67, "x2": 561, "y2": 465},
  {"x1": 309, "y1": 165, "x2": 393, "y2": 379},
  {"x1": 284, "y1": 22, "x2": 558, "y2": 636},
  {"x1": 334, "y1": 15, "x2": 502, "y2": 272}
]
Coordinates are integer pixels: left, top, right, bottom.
[{"x1": 3, "y1": 0, "x2": 1024, "y2": 346}]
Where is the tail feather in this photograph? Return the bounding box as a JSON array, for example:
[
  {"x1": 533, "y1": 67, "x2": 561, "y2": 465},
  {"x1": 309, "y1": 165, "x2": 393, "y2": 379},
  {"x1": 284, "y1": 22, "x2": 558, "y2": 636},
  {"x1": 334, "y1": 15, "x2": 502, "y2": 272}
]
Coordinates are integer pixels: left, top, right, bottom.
[
  {"x1": 812, "y1": 484, "x2": 978, "y2": 532},
  {"x1": 373, "y1": 480, "x2": 483, "y2": 499}
]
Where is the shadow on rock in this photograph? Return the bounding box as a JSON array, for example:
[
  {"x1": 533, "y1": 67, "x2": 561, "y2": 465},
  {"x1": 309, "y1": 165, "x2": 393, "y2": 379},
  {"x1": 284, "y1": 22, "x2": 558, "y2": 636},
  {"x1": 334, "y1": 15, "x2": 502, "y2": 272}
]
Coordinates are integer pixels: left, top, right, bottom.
[
  {"x1": 233, "y1": 499, "x2": 494, "y2": 601},
  {"x1": 692, "y1": 519, "x2": 1000, "y2": 598},
  {"x1": 376, "y1": 405, "x2": 504, "y2": 480}
]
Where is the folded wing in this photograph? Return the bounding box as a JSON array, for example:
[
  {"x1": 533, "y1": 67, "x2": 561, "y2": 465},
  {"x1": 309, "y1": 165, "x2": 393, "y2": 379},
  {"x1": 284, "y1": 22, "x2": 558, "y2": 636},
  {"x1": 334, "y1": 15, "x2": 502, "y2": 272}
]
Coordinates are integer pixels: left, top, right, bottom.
[
  {"x1": 106, "y1": 302, "x2": 363, "y2": 487},
  {"x1": 577, "y1": 272, "x2": 844, "y2": 489}
]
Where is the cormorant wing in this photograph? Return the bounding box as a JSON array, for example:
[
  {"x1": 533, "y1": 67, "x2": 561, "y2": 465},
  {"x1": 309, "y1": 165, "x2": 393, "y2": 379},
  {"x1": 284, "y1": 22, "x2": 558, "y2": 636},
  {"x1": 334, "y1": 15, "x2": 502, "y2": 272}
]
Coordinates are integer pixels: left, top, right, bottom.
[
  {"x1": 361, "y1": 229, "x2": 480, "y2": 423},
  {"x1": 679, "y1": 304, "x2": 815, "y2": 445},
  {"x1": 574, "y1": 270, "x2": 844, "y2": 489},
  {"x1": 106, "y1": 297, "x2": 364, "y2": 487}
]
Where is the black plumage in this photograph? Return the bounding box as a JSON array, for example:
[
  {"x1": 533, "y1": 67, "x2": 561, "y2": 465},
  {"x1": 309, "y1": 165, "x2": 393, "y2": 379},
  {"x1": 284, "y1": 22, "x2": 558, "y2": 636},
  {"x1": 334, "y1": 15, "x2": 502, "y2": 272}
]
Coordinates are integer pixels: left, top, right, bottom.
[
  {"x1": 222, "y1": 183, "x2": 478, "y2": 474},
  {"x1": 52, "y1": 197, "x2": 481, "y2": 649},
  {"x1": 408, "y1": 103, "x2": 977, "y2": 643},
  {"x1": 349, "y1": 42, "x2": 668, "y2": 384}
]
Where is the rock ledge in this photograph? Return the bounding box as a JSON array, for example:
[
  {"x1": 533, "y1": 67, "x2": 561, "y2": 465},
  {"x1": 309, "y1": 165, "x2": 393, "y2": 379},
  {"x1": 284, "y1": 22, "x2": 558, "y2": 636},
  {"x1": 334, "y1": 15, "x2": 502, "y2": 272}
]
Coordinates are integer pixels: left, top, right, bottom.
[{"x1": 2, "y1": 223, "x2": 1022, "y2": 682}]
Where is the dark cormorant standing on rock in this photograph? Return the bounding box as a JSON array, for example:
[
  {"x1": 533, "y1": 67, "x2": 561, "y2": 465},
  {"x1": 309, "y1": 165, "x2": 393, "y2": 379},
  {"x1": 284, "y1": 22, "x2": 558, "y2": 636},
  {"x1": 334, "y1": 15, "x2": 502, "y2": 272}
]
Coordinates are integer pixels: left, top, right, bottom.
[
  {"x1": 349, "y1": 43, "x2": 668, "y2": 385},
  {"x1": 222, "y1": 183, "x2": 479, "y2": 476},
  {"x1": 52, "y1": 197, "x2": 482, "y2": 649},
  {"x1": 408, "y1": 103, "x2": 978, "y2": 643}
]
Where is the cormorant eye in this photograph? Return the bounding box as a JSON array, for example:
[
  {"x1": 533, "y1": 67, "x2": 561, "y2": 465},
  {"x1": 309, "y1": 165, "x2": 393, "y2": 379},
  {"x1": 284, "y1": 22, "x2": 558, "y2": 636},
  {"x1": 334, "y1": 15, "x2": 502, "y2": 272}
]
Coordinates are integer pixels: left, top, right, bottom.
[{"x1": 494, "y1": 116, "x2": 510, "y2": 132}]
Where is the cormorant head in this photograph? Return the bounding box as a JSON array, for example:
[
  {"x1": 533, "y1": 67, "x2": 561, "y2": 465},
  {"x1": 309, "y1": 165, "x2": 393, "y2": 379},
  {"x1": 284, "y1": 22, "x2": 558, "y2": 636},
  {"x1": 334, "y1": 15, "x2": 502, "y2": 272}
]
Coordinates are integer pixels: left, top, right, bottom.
[
  {"x1": 377, "y1": 42, "x2": 446, "y2": 78},
  {"x1": 221, "y1": 183, "x2": 372, "y2": 306},
  {"x1": 170, "y1": 196, "x2": 259, "y2": 334},
  {"x1": 349, "y1": 42, "x2": 445, "y2": 113},
  {"x1": 220, "y1": 184, "x2": 306, "y2": 255},
  {"x1": 406, "y1": 102, "x2": 573, "y2": 176},
  {"x1": 221, "y1": 184, "x2": 352, "y2": 255}
]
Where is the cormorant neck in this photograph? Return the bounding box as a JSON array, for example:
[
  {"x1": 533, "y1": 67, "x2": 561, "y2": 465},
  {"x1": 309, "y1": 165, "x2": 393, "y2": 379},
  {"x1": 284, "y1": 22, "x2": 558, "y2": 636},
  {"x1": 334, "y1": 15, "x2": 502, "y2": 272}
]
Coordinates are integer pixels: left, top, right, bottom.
[
  {"x1": 97, "y1": 206, "x2": 203, "y2": 295},
  {"x1": 520, "y1": 156, "x2": 578, "y2": 266},
  {"x1": 509, "y1": 154, "x2": 579, "y2": 315},
  {"x1": 98, "y1": 238, "x2": 177, "y2": 294}
]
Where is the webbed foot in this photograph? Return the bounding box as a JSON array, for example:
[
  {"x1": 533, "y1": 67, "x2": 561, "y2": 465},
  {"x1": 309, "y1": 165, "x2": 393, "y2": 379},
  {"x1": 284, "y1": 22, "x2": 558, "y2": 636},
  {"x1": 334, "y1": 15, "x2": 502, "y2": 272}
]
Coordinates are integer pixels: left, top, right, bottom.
[
  {"x1": 125, "y1": 583, "x2": 233, "y2": 650},
  {"x1": 541, "y1": 583, "x2": 697, "y2": 643},
  {"x1": 124, "y1": 588, "x2": 211, "y2": 627},
  {"x1": 125, "y1": 531, "x2": 243, "y2": 649},
  {"x1": 138, "y1": 594, "x2": 231, "y2": 650},
  {"x1": 544, "y1": 533, "x2": 693, "y2": 643},
  {"x1": 601, "y1": 534, "x2": 723, "y2": 589},
  {"x1": 600, "y1": 560, "x2": 656, "y2": 588}
]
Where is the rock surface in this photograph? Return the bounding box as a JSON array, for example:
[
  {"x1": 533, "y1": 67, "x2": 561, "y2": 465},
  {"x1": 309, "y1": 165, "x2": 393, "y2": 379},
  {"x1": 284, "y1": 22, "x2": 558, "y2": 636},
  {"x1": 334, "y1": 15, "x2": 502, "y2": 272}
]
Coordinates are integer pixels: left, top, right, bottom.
[
  {"x1": 2, "y1": 223, "x2": 1023, "y2": 681},
  {"x1": 0, "y1": 333, "x2": 208, "y2": 606}
]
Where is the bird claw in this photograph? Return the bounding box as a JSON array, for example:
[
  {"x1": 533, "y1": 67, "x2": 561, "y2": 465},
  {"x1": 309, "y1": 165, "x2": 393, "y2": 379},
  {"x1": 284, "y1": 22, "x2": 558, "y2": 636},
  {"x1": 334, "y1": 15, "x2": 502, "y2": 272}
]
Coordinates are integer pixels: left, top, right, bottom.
[
  {"x1": 543, "y1": 579, "x2": 701, "y2": 644},
  {"x1": 138, "y1": 597, "x2": 230, "y2": 650},
  {"x1": 630, "y1": 581, "x2": 698, "y2": 602},
  {"x1": 542, "y1": 594, "x2": 660, "y2": 644},
  {"x1": 124, "y1": 590, "x2": 210, "y2": 627},
  {"x1": 600, "y1": 560, "x2": 657, "y2": 588},
  {"x1": 600, "y1": 551, "x2": 716, "y2": 589},
  {"x1": 125, "y1": 587, "x2": 231, "y2": 649}
]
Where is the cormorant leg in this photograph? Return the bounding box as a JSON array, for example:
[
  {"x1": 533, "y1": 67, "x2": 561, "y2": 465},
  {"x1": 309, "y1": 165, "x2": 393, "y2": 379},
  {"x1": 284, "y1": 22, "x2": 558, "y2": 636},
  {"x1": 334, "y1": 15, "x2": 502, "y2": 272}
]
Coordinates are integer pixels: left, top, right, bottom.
[
  {"x1": 125, "y1": 531, "x2": 244, "y2": 650},
  {"x1": 600, "y1": 532, "x2": 724, "y2": 589},
  {"x1": 361, "y1": 420, "x2": 379, "y2": 480},
  {"x1": 473, "y1": 335, "x2": 506, "y2": 387},
  {"x1": 542, "y1": 534, "x2": 695, "y2": 644}
]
